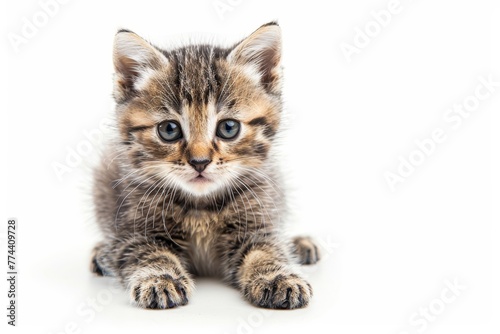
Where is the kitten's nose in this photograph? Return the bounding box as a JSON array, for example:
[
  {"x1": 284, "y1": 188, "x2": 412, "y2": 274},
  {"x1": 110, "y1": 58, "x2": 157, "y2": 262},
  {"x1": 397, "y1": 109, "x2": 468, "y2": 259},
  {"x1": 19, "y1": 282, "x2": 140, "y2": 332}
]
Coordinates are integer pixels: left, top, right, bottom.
[{"x1": 189, "y1": 158, "x2": 211, "y2": 173}]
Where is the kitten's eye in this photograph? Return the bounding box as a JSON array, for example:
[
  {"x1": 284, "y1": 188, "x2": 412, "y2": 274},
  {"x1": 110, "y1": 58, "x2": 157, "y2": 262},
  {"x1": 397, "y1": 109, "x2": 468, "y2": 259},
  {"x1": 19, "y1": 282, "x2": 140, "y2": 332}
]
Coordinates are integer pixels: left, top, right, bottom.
[
  {"x1": 157, "y1": 121, "x2": 182, "y2": 142},
  {"x1": 216, "y1": 120, "x2": 240, "y2": 140}
]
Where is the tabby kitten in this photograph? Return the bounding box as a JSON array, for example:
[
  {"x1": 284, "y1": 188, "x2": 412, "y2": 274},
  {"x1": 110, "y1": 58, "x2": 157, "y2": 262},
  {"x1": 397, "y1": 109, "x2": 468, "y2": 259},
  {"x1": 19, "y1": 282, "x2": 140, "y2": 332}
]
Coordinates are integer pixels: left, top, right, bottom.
[{"x1": 91, "y1": 22, "x2": 320, "y2": 309}]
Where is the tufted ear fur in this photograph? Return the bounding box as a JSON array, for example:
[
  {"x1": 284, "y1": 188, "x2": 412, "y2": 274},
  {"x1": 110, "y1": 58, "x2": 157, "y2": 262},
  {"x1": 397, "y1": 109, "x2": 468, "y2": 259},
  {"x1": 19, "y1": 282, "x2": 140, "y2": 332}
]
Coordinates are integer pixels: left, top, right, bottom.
[
  {"x1": 113, "y1": 30, "x2": 168, "y2": 102},
  {"x1": 228, "y1": 22, "x2": 282, "y2": 94}
]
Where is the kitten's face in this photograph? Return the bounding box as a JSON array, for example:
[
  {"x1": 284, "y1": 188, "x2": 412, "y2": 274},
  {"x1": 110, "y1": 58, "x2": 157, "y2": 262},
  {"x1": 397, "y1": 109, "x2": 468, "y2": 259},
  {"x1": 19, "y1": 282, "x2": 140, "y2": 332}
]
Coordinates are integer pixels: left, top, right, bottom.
[{"x1": 113, "y1": 24, "x2": 282, "y2": 197}]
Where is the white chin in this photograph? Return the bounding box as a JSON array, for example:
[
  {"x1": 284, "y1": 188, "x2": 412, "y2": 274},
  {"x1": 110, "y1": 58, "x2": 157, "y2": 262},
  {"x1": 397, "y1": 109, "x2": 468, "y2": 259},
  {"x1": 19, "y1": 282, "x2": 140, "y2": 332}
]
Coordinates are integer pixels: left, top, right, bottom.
[{"x1": 181, "y1": 178, "x2": 220, "y2": 197}]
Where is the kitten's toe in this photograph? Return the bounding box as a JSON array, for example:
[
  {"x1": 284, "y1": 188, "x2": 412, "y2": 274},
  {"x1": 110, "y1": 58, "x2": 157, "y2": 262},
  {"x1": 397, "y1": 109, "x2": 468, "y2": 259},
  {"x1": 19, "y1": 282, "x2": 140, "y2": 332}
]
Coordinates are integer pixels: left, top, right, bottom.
[
  {"x1": 130, "y1": 274, "x2": 193, "y2": 309},
  {"x1": 243, "y1": 273, "x2": 312, "y2": 309},
  {"x1": 292, "y1": 236, "x2": 320, "y2": 265}
]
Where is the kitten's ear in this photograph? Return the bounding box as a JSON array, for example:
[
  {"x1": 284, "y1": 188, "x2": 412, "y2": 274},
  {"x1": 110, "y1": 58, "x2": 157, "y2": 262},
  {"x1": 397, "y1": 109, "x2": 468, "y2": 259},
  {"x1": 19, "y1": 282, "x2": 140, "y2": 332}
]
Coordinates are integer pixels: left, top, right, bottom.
[
  {"x1": 228, "y1": 22, "x2": 282, "y2": 94},
  {"x1": 113, "y1": 30, "x2": 168, "y2": 102}
]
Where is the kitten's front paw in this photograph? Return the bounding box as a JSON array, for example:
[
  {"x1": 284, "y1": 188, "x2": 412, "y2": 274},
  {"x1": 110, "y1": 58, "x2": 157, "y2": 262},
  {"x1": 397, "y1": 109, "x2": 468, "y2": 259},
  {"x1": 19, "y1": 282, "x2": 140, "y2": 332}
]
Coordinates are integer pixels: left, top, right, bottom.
[
  {"x1": 293, "y1": 236, "x2": 320, "y2": 265},
  {"x1": 243, "y1": 273, "x2": 312, "y2": 309},
  {"x1": 130, "y1": 273, "x2": 193, "y2": 309}
]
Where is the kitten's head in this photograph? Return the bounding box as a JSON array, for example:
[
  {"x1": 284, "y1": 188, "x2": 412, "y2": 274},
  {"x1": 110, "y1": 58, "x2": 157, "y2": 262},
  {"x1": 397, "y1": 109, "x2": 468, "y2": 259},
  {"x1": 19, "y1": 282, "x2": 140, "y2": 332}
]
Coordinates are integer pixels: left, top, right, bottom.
[{"x1": 113, "y1": 23, "x2": 282, "y2": 197}]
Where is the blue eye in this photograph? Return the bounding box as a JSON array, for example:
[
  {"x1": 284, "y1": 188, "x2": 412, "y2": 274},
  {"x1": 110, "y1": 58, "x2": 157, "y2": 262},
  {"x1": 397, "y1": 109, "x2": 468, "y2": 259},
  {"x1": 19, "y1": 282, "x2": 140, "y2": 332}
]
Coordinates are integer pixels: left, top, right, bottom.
[
  {"x1": 217, "y1": 120, "x2": 240, "y2": 140},
  {"x1": 158, "y1": 121, "x2": 182, "y2": 142}
]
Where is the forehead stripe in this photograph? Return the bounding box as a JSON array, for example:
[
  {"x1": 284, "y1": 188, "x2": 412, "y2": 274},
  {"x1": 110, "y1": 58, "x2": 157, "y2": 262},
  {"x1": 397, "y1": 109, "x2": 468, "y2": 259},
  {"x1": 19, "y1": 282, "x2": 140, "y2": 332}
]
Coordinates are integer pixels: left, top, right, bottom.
[
  {"x1": 128, "y1": 125, "x2": 153, "y2": 133},
  {"x1": 248, "y1": 117, "x2": 268, "y2": 126}
]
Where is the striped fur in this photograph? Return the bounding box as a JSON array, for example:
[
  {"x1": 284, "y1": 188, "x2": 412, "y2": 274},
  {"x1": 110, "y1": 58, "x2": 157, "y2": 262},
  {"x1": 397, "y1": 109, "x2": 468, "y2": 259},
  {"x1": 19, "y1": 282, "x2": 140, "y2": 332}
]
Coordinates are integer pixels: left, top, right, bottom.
[{"x1": 91, "y1": 22, "x2": 319, "y2": 309}]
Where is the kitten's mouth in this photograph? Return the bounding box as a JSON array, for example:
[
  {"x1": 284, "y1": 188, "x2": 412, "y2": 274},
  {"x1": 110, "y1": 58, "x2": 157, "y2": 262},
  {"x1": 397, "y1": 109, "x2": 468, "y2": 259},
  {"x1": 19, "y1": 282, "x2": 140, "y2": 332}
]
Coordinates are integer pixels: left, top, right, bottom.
[{"x1": 190, "y1": 174, "x2": 211, "y2": 183}]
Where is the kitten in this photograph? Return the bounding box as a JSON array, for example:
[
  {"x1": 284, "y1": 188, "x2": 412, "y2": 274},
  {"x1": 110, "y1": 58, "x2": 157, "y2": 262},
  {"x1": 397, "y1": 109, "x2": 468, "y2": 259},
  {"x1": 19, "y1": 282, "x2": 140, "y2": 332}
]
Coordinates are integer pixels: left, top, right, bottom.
[{"x1": 91, "y1": 22, "x2": 320, "y2": 309}]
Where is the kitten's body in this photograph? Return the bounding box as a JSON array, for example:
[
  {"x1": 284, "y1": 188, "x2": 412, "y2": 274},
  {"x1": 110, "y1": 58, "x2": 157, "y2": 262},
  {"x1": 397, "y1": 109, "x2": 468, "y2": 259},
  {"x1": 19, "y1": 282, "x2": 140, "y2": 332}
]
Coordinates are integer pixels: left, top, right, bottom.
[{"x1": 92, "y1": 23, "x2": 319, "y2": 309}]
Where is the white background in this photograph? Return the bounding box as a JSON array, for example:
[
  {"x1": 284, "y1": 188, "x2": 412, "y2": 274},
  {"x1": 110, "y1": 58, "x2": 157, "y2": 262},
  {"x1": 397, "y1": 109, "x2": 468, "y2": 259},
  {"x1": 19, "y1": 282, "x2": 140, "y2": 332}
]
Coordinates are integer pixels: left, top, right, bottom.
[{"x1": 2, "y1": 0, "x2": 499, "y2": 333}]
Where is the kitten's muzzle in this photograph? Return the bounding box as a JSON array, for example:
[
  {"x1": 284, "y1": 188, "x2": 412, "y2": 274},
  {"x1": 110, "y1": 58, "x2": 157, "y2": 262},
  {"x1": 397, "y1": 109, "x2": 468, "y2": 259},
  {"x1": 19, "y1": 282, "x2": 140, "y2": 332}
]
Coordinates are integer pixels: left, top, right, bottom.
[{"x1": 189, "y1": 159, "x2": 211, "y2": 173}]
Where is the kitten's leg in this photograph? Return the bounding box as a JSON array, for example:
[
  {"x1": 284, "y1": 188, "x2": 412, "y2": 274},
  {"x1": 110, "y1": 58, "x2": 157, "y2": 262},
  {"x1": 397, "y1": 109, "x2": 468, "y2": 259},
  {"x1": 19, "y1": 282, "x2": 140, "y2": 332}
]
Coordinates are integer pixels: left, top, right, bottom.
[
  {"x1": 92, "y1": 237, "x2": 193, "y2": 309},
  {"x1": 228, "y1": 238, "x2": 313, "y2": 309},
  {"x1": 292, "y1": 236, "x2": 320, "y2": 265}
]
